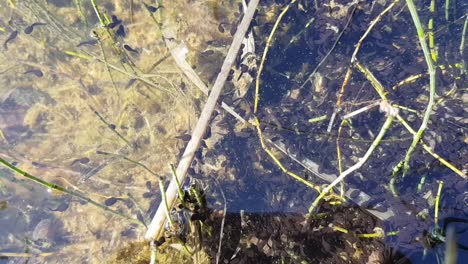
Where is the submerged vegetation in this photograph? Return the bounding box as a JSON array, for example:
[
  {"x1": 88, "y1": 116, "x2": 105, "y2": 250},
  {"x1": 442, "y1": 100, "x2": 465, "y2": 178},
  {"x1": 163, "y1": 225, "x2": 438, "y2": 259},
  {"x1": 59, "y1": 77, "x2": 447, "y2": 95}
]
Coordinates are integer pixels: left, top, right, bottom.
[{"x1": 0, "y1": 0, "x2": 467, "y2": 263}]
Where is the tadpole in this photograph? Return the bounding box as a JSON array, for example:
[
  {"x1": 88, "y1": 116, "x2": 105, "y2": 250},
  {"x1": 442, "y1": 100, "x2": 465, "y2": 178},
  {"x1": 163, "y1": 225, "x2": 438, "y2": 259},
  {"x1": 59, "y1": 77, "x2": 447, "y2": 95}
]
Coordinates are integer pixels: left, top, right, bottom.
[
  {"x1": 104, "y1": 197, "x2": 119, "y2": 206},
  {"x1": 3, "y1": 30, "x2": 18, "y2": 50},
  {"x1": 24, "y1": 69, "x2": 43, "y2": 77},
  {"x1": 24, "y1": 22, "x2": 47, "y2": 34}
]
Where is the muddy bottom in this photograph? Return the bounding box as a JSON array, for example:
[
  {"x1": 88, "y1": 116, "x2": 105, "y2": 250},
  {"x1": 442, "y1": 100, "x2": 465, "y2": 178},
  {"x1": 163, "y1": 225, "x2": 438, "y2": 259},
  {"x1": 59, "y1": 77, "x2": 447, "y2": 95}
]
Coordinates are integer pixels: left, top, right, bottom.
[{"x1": 202, "y1": 202, "x2": 409, "y2": 263}]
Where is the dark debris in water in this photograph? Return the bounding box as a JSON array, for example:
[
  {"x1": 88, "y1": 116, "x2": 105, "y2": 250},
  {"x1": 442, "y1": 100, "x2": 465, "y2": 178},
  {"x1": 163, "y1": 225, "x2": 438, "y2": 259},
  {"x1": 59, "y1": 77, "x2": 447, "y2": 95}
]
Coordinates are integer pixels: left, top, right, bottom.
[
  {"x1": 70, "y1": 157, "x2": 90, "y2": 166},
  {"x1": 175, "y1": 133, "x2": 191, "y2": 141},
  {"x1": 115, "y1": 25, "x2": 126, "y2": 38},
  {"x1": 106, "y1": 15, "x2": 122, "y2": 29}
]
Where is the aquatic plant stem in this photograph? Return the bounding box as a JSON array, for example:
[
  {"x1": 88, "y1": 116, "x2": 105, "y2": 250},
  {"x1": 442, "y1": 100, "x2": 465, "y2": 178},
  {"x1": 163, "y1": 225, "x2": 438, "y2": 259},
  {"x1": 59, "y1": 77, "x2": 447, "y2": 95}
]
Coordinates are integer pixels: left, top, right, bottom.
[
  {"x1": 170, "y1": 164, "x2": 186, "y2": 208},
  {"x1": 0, "y1": 157, "x2": 142, "y2": 226},
  {"x1": 90, "y1": 0, "x2": 106, "y2": 27},
  {"x1": 395, "y1": 0, "x2": 437, "y2": 176},
  {"x1": 460, "y1": 15, "x2": 468, "y2": 61},
  {"x1": 307, "y1": 115, "x2": 395, "y2": 216},
  {"x1": 428, "y1": 0, "x2": 438, "y2": 62},
  {"x1": 445, "y1": 0, "x2": 450, "y2": 21},
  {"x1": 252, "y1": 0, "x2": 322, "y2": 191},
  {"x1": 460, "y1": 14, "x2": 468, "y2": 55},
  {"x1": 74, "y1": 0, "x2": 87, "y2": 28},
  {"x1": 89, "y1": 105, "x2": 132, "y2": 147},
  {"x1": 328, "y1": 0, "x2": 398, "y2": 132},
  {"x1": 144, "y1": 0, "x2": 259, "y2": 241},
  {"x1": 336, "y1": 119, "x2": 348, "y2": 199},
  {"x1": 434, "y1": 180, "x2": 443, "y2": 229},
  {"x1": 0, "y1": 252, "x2": 54, "y2": 258},
  {"x1": 95, "y1": 33, "x2": 121, "y2": 108},
  {"x1": 253, "y1": 117, "x2": 320, "y2": 191},
  {"x1": 284, "y1": 17, "x2": 315, "y2": 50},
  {"x1": 255, "y1": 0, "x2": 297, "y2": 113},
  {"x1": 213, "y1": 177, "x2": 227, "y2": 264},
  {"x1": 356, "y1": 61, "x2": 466, "y2": 179},
  {"x1": 96, "y1": 150, "x2": 161, "y2": 179},
  {"x1": 159, "y1": 180, "x2": 174, "y2": 228},
  {"x1": 264, "y1": 137, "x2": 395, "y2": 220},
  {"x1": 300, "y1": 4, "x2": 357, "y2": 90}
]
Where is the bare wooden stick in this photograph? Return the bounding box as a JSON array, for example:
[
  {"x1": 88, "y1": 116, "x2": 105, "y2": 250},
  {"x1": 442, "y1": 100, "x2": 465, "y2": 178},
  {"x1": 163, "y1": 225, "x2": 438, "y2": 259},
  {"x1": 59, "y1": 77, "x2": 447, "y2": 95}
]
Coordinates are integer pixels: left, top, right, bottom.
[
  {"x1": 341, "y1": 101, "x2": 380, "y2": 120},
  {"x1": 165, "y1": 43, "x2": 248, "y2": 124},
  {"x1": 144, "y1": 0, "x2": 260, "y2": 241}
]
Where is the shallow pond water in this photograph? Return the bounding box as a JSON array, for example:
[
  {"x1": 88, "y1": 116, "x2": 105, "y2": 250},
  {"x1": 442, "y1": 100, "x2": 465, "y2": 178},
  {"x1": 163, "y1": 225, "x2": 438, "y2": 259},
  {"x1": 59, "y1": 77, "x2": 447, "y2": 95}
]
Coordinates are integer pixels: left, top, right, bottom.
[{"x1": 1, "y1": 0, "x2": 467, "y2": 263}]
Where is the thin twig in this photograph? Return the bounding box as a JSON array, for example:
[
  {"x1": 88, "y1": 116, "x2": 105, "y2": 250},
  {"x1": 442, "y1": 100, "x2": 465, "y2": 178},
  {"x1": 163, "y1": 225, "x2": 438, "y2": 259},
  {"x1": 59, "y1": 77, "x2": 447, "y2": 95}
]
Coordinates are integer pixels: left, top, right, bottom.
[
  {"x1": 214, "y1": 177, "x2": 227, "y2": 264},
  {"x1": 149, "y1": 240, "x2": 157, "y2": 264},
  {"x1": 300, "y1": 5, "x2": 358, "y2": 89}
]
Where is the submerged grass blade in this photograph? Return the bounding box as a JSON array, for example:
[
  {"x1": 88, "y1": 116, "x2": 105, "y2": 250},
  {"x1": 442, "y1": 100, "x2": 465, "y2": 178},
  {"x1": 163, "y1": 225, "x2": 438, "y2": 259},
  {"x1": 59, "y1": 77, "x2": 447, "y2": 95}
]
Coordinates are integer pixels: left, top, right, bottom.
[{"x1": 0, "y1": 157, "x2": 143, "y2": 226}]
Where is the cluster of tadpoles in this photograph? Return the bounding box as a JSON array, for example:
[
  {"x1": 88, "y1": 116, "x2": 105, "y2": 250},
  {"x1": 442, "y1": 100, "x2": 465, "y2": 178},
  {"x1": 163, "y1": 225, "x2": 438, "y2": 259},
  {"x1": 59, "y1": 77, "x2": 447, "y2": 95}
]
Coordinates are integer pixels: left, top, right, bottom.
[
  {"x1": 252, "y1": 0, "x2": 466, "y2": 209},
  {"x1": 248, "y1": 0, "x2": 466, "y2": 261},
  {"x1": 1, "y1": 0, "x2": 466, "y2": 262},
  {"x1": 0, "y1": 1, "x2": 257, "y2": 261}
]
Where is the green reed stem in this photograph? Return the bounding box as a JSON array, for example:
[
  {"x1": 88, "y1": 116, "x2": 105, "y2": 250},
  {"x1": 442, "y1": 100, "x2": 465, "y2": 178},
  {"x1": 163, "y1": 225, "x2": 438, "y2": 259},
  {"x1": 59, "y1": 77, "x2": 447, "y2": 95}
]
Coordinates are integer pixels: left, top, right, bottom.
[
  {"x1": 461, "y1": 15, "x2": 468, "y2": 56},
  {"x1": 89, "y1": 105, "x2": 132, "y2": 147},
  {"x1": 170, "y1": 164, "x2": 186, "y2": 207},
  {"x1": 307, "y1": 114, "x2": 394, "y2": 215},
  {"x1": 428, "y1": 0, "x2": 437, "y2": 62},
  {"x1": 74, "y1": 0, "x2": 88, "y2": 28},
  {"x1": 434, "y1": 180, "x2": 443, "y2": 229},
  {"x1": 159, "y1": 180, "x2": 174, "y2": 228},
  {"x1": 397, "y1": 0, "x2": 437, "y2": 176},
  {"x1": 93, "y1": 31, "x2": 122, "y2": 107},
  {"x1": 445, "y1": 0, "x2": 450, "y2": 21},
  {"x1": 0, "y1": 157, "x2": 142, "y2": 225},
  {"x1": 96, "y1": 150, "x2": 162, "y2": 180},
  {"x1": 284, "y1": 17, "x2": 315, "y2": 50},
  {"x1": 461, "y1": 15, "x2": 468, "y2": 76},
  {"x1": 90, "y1": 0, "x2": 106, "y2": 27}
]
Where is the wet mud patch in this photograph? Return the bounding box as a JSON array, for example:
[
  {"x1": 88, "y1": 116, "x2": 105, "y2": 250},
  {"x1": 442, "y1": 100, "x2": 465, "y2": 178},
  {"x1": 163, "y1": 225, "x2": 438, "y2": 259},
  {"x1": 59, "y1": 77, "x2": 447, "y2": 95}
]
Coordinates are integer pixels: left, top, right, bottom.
[{"x1": 204, "y1": 204, "x2": 393, "y2": 263}]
